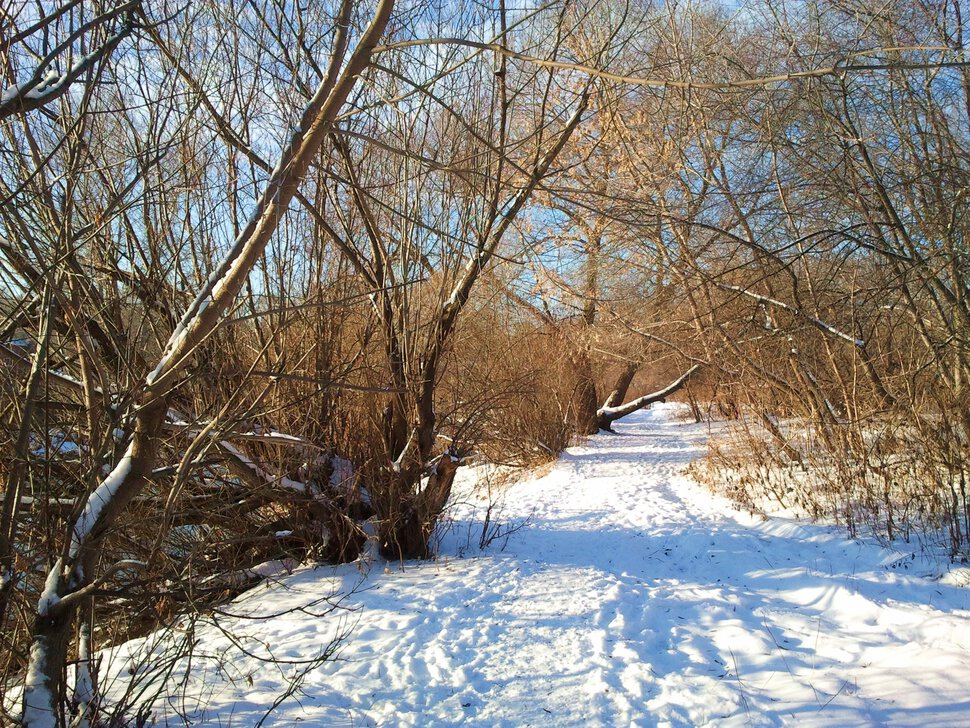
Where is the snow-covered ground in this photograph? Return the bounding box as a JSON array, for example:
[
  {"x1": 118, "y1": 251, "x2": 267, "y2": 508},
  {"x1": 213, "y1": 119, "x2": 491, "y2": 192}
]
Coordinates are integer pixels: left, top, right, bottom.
[{"x1": 106, "y1": 404, "x2": 970, "y2": 726}]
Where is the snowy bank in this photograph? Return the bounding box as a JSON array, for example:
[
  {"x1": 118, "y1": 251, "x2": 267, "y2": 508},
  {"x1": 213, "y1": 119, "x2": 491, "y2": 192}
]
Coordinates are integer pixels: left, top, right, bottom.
[{"x1": 97, "y1": 403, "x2": 970, "y2": 727}]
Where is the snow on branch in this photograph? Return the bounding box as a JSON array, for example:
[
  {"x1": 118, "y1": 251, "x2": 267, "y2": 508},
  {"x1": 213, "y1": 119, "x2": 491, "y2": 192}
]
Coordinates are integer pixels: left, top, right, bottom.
[
  {"x1": 218, "y1": 440, "x2": 313, "y2": 495},
  {"x1": 716, "y1": 283, "x2": 865, "y2": 347},
  {"x1": 0, "y1": 12, "x2": 133, "y2": 120},
  {"x1": 68, "y1": 444, "x2": 134, "y2": 562}
]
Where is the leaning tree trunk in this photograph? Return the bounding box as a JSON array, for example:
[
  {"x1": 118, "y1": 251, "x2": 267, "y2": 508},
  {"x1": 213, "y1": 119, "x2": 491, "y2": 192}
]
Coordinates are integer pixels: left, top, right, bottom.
[
  {"x1": 759, "y1": 411, "x2": 806, "y2": 468},
  {"x1": 595, "y1": 365, "x2": 700, "y2": 432},
  {"x1": 602, "y1": 362, "x2": 640, "y2": 411}
]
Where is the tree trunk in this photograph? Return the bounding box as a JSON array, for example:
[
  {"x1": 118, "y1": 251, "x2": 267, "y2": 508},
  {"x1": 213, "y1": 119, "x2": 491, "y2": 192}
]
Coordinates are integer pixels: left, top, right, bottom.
[
  {"x1": 378, "y1": 457, "x2": 459, "y2": 560},
  {"x1": 603, "y1": 362, "x2": 640, "y2": 410},
  {"x1": 596, "y1": 365, "x2": 700, "y2": 432},
  {"x1": 317, "y1": 505, "x2": 367, "y2": 563},
  {"x1": 686, "y1": 387, "x2": 703, "y2": 423},
  {"x1": 566, "y1": 343, "x2": 599, "y2": 436},
  {"x1": 573, "y1": 365, "x2": 600, "y2": 435}
]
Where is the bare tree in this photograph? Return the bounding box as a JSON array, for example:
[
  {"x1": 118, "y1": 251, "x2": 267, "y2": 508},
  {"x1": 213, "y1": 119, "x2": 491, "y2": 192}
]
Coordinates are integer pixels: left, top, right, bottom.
[{"x1": 1, "y1": 0, "x2": 395, "y2": 723}]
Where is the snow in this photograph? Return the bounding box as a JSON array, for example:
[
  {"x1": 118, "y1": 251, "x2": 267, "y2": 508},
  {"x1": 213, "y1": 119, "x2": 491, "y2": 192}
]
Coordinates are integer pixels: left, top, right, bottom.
[
  {"x1": 144, "y1": 322, "x2": 189, "y2": 386},
  {"x1": 716, "y1": 283, "x2": 865, "y2": 348},
  {"x1": 219, "y1": 439, "x2": 309, "y2": 493},
  {"x1": 69, "y1": 443, "x2": 135, "y2": 560},
  {"x1": 231, "y1": 429, "x2": 306, "y2": 444},
  {"x1": 329, "y1": 455, "x2": 356, "y2": 490},
  {"x1": 98, "y1": 404, "x2": 970, "y2": 726},
  {"x1": 1, "y1": 81, "x2": 30, "y2": 106},
  {"x1": 31, "y1": 429, "x2": 82, "y2": 458},
  {"x1": 21, "y1": 639, "x2": 56, "y2": 728},
  {"x1": 942, "y1": 568, "x2": 970, "y2": 587},
  {"x1": 36, "y1": 558, "x2": 62, "y2": 617},
  {"x1": 0, "y1": 29, "x2": 127, "y2": 112}
]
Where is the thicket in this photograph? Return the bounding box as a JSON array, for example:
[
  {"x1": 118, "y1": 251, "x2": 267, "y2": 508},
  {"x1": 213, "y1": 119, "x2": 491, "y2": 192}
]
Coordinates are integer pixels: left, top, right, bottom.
[{"x1": 1, "y1": 0, "x2": 968, "y2": 724}]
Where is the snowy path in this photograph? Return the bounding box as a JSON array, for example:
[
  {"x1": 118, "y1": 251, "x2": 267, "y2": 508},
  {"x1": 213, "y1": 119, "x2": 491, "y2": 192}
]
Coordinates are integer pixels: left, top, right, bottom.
[{"x1": 119, "y1": 405, "x2": 970, "y2": 727}]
